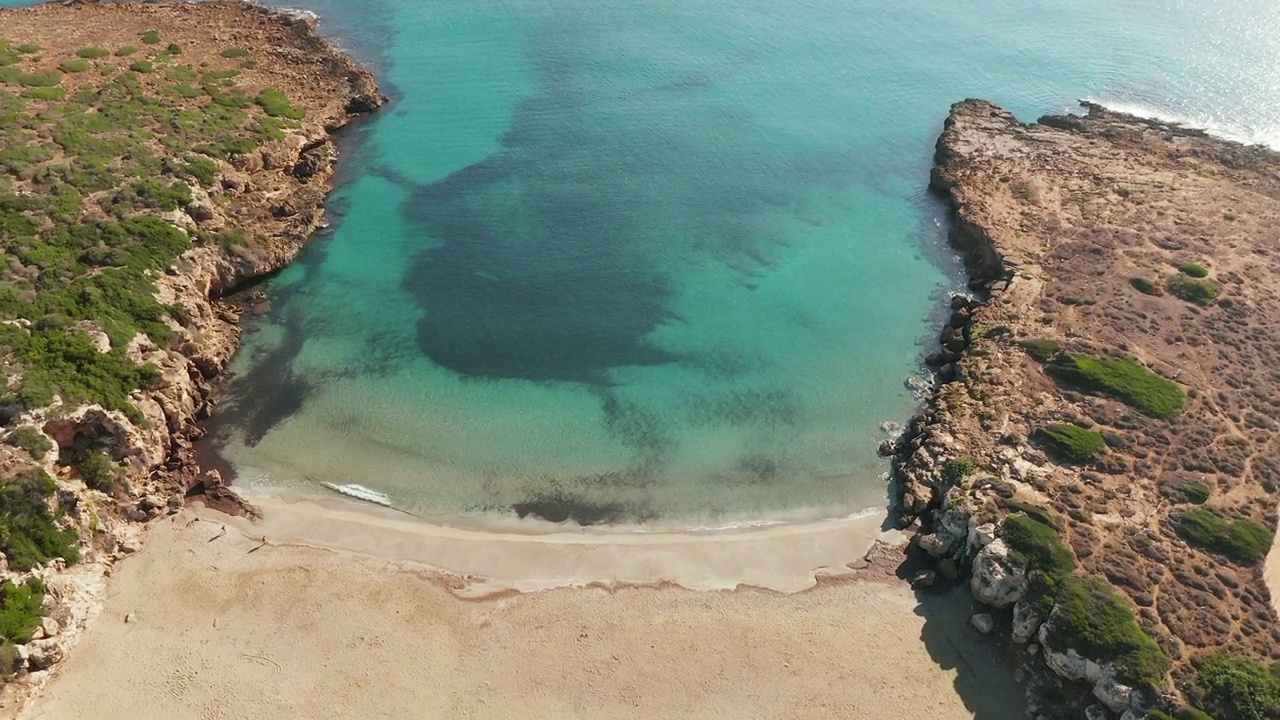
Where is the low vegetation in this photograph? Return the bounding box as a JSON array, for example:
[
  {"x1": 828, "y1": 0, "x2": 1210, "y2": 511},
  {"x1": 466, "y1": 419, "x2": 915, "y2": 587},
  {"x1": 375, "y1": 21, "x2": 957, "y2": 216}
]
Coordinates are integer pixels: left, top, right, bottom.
[
  {"x1": 1046, "y1": 353, "x2": 1185, "y2": 418},
  {"x1": 1002, "y1": 513, "x2": 1168, "y2": 688},
  {"x1": 943, "y1": 456, "x2": 977, "y2": 485},
  {"x1": 1167, "y1": 275, "x2": 1220, "y2": 305},
  {"x1": 1176, "y1": 509, "x2": 1271, "y2": 564},
  {"x1": 1044, "y1": 574, "x2": 1171, "y2": 687},
  {"x1": 0, "y1": 468, "x2": 80, "y2": 570},
  {"x1": 255, "y1": 88, "x2": 304, "y2": 119},
  {"x1": 220, "y1": 47, "x2": 250, "y2": 59},
  {"x1": 1196, "y1": 653, "x2": 1280, "y2": 720},
  {"x1": 1180, "y1": 483, "x2": 1212, "y2": 504},
  {"x1": 0, "y1": 579, "x2": 45, "y2": 644},
  {"x1": 1131, "y1": 277, "x2": 1162, "y2": 296},
  {"x1": 3, "y1": 426, "x2": 53, "y2": 461},
  {"x1": 1177, "y1": 262, "x2": 1209, "y2": 278},
  {"x1": 0, "y1": 34, "x2": 299, "y2": 420},
  {"x1": 1033, "y1": 424, "x2": 1105, "y2": 463},
  {"x1": 1019, "y1": 338, "x2": 1061, "y2": 362},
  {"x1": 1002, "y1": 512, "x2": 1075, "y2": 578}
]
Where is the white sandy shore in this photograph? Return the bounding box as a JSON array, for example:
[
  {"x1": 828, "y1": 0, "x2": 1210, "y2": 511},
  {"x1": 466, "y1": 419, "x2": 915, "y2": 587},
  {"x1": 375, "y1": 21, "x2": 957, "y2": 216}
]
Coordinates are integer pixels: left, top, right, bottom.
[
  {"x1": 21, "y1": 500, "x2": 1022, "y2": 720},
  {"x1": 236, "y1": 491, "x2": 900, "y2": 594}
]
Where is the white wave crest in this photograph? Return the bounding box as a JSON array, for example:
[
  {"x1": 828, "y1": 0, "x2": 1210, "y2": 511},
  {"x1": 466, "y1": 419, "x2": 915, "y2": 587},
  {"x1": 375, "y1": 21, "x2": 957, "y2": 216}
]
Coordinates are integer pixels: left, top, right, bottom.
[{"x1": 1083, "y1": 97, "x2": 1280, "y2": 151}]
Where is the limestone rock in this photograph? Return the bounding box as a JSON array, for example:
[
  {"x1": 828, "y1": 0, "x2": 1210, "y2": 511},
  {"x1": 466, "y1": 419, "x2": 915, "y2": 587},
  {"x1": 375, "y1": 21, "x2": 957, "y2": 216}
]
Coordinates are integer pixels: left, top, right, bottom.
[
  {"x1": 970, "y1": 613, "x2": 995, "y2": 634},
  {"x1": 969, "y1": 539, "x2": 1027, "y2": 608},
  {"x1": 918, "y1": 533, "x2": 948, "y2": 559},
  {"x1": 1084, "y1": 704, "x2": 1110, "y2": 720},
  {"x1": 1093, "y1": 670, "x2": 1133, "y2": 714},
  {"x1": 26, "y1": 638, "x2": 64, "y2": 670},
  {"x1": 937, "y1": 557, "x2": 960, "y2": 579},
  {"x1": 969, "y1": 522, "x2": 997, "y2": 549},
  {"x1": 39, "y1": 616, "x2": 59, "y2": 639},
  {"x1": 911, "y1": 569, "x2": 937, "y2": 588},
  {"x1": 1012, "y1": 597, "x2": 1044, "y2": 643}
]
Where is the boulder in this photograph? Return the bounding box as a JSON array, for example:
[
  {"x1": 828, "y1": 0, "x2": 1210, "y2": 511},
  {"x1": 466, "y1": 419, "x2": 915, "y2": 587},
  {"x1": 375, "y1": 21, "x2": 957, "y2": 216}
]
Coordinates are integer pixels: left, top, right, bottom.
[
  {"x1": 970, "y1": 613, "x2": 995, "y2": 634},
  {"x1": 969, "y1": 522, "x2": 997, "y2": 549},
  {"x1": 911, "y1": 569, "x2": 937, "y2": 588},
  {"x1": 918, "y1": 533, "x2": 949, "y2": 559},
  {"x1": 970, "y1": 539, "x2": 1027, "y2": 608},
  {"x1": 26, "y1": 638, "x2": 64, "y2": 670},
  {"x1": 1011, "y1": 597, "x2": 1044, "y2": 643},
  {"x1": 39, "y1": 616, "x2": 59, "y2": 639},
  {"x1": 1093, "y1": 670, "x2": 1134, "y2": 714},
  {"x1": 1084, "y1": 705, "x2": 1110, "y2": 720},
  {"x1": 937, "y1": 557, "x2": 960, "y2": 580}
]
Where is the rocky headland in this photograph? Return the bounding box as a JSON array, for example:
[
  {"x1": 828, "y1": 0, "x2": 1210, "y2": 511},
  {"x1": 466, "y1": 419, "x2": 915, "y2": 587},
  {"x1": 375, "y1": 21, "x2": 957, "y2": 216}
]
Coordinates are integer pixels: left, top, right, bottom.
[
  {"x1": 0, "y1": 0, "x2": 382, "y2": 708},
  {"x1": 893, "y1": 99, "x2": 1280, "y2": 719}
]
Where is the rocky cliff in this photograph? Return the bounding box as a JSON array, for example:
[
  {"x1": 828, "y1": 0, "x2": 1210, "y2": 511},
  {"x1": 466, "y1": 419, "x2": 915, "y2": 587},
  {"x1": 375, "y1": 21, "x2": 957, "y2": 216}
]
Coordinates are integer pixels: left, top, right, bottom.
[{"x1": 893, "y1": 100, "x2": 1280, "y2": 719}]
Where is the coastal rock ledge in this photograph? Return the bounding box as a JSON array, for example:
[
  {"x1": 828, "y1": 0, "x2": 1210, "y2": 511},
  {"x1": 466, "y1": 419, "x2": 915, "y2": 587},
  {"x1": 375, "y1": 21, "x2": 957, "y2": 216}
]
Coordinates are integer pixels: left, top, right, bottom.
[
  {"x1": 0, "y1": 0, "x2": 383, "y2": 710},
  {"x1": 894, "y1": 99, "x2": 1280, "y2": 719}
]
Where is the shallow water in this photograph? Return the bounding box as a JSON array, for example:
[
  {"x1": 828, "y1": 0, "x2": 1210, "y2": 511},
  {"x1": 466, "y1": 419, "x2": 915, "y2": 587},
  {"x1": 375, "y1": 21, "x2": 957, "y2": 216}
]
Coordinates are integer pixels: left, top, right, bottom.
[{"x1": 8, "y1": 0, "x2": 1277, "y2": 525}]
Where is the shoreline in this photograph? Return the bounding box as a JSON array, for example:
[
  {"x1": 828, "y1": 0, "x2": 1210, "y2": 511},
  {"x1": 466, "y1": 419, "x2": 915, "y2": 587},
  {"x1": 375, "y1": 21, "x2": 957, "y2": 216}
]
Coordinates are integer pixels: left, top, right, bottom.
[
  {"x1": 207, "y1": 488, "x2": 904, "y2": 594},
  {"x1": 20, "y1": 510, "x2": 1022, "y2": 720}
]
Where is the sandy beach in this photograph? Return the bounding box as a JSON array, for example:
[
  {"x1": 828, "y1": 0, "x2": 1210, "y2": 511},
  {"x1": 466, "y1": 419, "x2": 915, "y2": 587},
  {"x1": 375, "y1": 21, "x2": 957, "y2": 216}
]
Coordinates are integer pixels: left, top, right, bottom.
[{"x1": 19, "y1": 501, "x2": 1021, "y2": 720}]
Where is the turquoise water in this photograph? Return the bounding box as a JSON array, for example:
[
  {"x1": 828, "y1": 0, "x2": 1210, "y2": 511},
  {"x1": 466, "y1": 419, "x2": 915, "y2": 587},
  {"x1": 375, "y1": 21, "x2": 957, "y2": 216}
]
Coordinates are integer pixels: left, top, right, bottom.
[
  {"x1": 208, "y1": 0, "x2": 1280, "y2": 524},
  {"x1": 9, "y1": 0, "x2": 1277, "y2": 524}
]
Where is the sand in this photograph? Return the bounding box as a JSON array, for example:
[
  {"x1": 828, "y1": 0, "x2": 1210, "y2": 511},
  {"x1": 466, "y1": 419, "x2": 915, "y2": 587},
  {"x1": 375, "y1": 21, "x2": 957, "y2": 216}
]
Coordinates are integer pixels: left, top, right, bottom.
[
  {"x1": 21, "y1": 503, "x2": 1020, "y2": 720},
  {"x1": 1268, "y1": 515, "x2": 1280, "y2": 615}
]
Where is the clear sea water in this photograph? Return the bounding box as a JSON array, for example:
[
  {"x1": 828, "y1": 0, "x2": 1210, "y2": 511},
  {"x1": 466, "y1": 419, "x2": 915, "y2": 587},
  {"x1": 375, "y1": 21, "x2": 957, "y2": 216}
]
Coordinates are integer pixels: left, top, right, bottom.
[{"x1": 8, "y1": 0, "x2": 1278, "y2": 525}]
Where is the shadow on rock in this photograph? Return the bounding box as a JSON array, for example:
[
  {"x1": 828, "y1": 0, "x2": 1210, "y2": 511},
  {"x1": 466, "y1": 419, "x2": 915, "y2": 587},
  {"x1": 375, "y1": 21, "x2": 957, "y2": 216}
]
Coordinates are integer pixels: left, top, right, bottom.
[{"x1": 897, "y1": 546, "x2": 1025, "y2": 720}]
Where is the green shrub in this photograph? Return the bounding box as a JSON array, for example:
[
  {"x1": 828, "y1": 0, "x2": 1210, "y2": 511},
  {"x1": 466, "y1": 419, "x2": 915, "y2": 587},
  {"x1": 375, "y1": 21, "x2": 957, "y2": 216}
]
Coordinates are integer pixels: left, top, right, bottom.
[
  {"x1": 1173, "y1": 708, "x2": 1217, "y2": 720},
  {"x1": 1176, "y1": 509, "x2": 1271, "y2": 564},
  {"x1": 17, "y1": 71, "x2": 60, "y2": 87},
  {"x1": 0, "y1": 468, "x2": 79, "y2": 570},
  {"x1": 1002, "y1": 513, "x2": 1075, "y2": 579},
  {"x1": 3, "y1": 426, "x2": 53, "y2": 461},
  {"x1": 59, "y1": 58, "x2": 91, "y2": 74},
  {"x1": 73, "y1": 449, "x2": 119, "y2": 492},
  {"x1": 16, "y1": 44, "x2": 40, "y2": 54},
  {"x1": 23, "y1": 86, "x2": 65, "y2": 101},
  {"x1": 1180, "y1": 483, "x2": 1211, "y2": 504},
  {"x1": 1167, "y1": 275, "x2": 1220, "y2": 305},
  {"x1": 0, "y1": 642, "x2": 20, "y2": 677},
  {"x1": 1034, "y1": 424, "x2": 1105, "y2": 463},
  {"x1": 1199, "y1": 653, "x2": 1280, "y2": 720},
  {"x1": 114, "y1": 45, "x2": 139, "y2": 57},
  {"x1": 255, "y1": 88, "x2": 304, "y2": 119},
  {"x1": 220, "y1": 47, "x2": 250, "y2": 59},
  {"x1": 180, "y1": 155, "x2": 219, "y2": 187},
  {"x1": 129, "y1": 60, "x2": 154, "y2": 74},
  {"x1": 1130, "y1": 277, "x2": 1162, "y2": 296},
  {"x1": 166, "y1": 43, "x2": 183, "y2": 55},
  {"x1": 75, "y1": 47, "x2": 110, "y2": 59},
  {"x1": 1046, "y1": 354, "x2": 1185, "y2": 418},
  {"x1": 241, "y1": 60, "x2": 259, "y2": 70},
  {"x1": 1020, "y1": 338, "x2": 1061, "y2": 362},
  {"x1": 0, "y1": 579, "x2": 45, "y2": 643},
  {"x1": 1046, "y1": 574, "x2": 1171, "y2": 687},
  {"x1": 1177, "y1": 262, "x2": 1209, "y2": 278},
  {"x1": 140, "y1": 30, "x2": 161, "y2": 45},
  {"x1": 943, "y1": 457, "x2": 977, "y2": 485}
]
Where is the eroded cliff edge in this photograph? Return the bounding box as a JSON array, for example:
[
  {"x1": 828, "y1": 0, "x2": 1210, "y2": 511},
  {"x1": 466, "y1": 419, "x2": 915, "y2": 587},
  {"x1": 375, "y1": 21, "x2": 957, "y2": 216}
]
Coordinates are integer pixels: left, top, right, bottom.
[
  {"x1": 0, "y1": 0, "x2": 382, "y2": 707},
  {"x1": 894, "y1": 99, "x2": 1280, "y2": 719}
]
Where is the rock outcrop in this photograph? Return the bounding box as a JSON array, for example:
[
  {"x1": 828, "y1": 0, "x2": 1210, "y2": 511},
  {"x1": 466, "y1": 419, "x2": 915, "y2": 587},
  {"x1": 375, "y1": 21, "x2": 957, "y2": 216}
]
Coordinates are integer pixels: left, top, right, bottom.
[
  {"x1": 0, "y1": 0, "x2": 384, "y2": 709},
  {"x1": 892, "y1": 99, "x2": 1280, "y2": 717}
]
